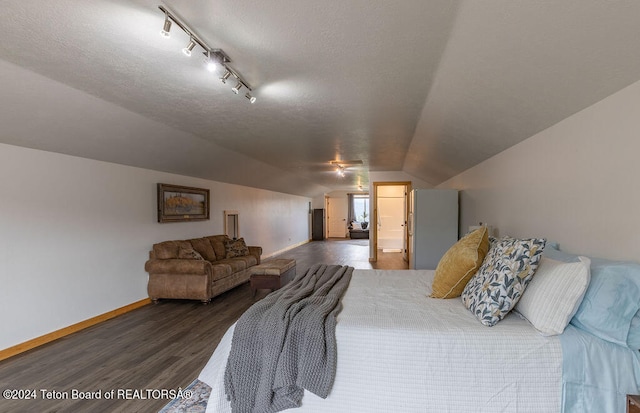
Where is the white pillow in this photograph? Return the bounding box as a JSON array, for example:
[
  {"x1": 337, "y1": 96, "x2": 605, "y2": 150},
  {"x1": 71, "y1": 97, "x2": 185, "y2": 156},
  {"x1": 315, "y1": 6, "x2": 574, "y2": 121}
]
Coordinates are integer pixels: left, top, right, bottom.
[
  {"x1": 515, "y1": 256, "x2": 591, "y2": 336},
  {"x1": 351, "y1": 221, "x2": 362, "y2": 230}
]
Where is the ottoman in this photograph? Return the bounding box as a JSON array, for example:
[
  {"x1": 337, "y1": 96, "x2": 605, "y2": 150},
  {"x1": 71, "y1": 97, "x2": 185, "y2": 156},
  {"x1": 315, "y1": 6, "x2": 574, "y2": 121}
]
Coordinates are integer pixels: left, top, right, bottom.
[{"x1": 249, "y1": 258, "x2": 296, "y2": 296}]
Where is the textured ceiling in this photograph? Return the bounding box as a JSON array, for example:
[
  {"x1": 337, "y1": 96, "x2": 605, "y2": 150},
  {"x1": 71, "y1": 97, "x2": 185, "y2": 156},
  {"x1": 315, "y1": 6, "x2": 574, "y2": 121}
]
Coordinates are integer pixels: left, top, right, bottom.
[{"x1": 1, "y1": 0, "x2": 640, "y2": 197}]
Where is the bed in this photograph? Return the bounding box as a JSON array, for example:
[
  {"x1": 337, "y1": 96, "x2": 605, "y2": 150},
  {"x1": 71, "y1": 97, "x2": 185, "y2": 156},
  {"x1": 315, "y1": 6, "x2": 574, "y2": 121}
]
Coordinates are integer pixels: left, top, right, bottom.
[{"x1": 165, "y1": 233, "x2": 640, "y2": 413}]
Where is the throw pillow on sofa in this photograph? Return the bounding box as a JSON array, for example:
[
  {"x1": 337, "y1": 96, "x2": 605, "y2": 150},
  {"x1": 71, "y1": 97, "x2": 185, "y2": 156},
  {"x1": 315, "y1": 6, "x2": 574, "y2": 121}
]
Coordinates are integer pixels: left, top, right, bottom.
[
  {"x1": 190, "y1": 237, "x2": 217, "y2": 261},
  {"x1": 153, "y1": 240, "x2": 192, "y2": 259},
  {"x1": 225, "y1": 238, "x2": 249, "y2": 258},
  {"x1": 178, "y1": 247, "x2": 204, "y2": 260}
]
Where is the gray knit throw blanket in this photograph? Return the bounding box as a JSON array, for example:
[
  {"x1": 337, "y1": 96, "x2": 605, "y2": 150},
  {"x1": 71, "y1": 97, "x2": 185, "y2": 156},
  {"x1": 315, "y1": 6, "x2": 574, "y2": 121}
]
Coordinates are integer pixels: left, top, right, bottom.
[{"x1": 224, "y1": 264, "x2": 353, "y2": 413}]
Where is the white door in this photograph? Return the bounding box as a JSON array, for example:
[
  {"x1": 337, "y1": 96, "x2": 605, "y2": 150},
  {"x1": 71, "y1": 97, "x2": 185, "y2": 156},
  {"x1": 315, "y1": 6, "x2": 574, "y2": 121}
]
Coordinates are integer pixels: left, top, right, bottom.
[{"x1": 327, "y1": 197, "x2": 348, "y2": 238}]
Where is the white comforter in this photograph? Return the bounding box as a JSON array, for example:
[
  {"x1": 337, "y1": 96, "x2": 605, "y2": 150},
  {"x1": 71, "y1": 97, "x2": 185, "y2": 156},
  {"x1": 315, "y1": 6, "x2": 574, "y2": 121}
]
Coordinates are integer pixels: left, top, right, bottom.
[{"x1": 200, "y1": 269, "x2": 562, "y2": 413}]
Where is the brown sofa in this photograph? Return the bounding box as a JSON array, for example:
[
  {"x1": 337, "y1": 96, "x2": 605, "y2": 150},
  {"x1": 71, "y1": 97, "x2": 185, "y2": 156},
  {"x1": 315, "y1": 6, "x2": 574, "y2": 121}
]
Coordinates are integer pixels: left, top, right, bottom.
[{"x1": 144, "y1": 235, "x2": 262, "y2": 303}]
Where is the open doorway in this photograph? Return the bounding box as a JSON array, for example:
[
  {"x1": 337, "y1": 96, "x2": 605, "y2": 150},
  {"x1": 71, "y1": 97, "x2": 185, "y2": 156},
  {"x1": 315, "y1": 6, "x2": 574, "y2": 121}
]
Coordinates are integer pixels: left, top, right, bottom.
[
  {"x1": 371, "y1": 181, "x2": 412, "y2": 264},
  {"x1": 324, "y1": 192, "x2": 371, "y2": 241}
]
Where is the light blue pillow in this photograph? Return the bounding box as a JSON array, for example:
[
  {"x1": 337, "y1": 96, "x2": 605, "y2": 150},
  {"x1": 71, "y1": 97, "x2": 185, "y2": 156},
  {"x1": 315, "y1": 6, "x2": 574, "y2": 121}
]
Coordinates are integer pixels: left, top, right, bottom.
[
  {"x1": 543, "y1": 243, "x2": 580, "y2": 263},
  {"x1": 628, "y1": 310, "x2": 640, "y2": 350},
  {"x1": 570, "y1": 260, "x2": 640, "y2": 348}
]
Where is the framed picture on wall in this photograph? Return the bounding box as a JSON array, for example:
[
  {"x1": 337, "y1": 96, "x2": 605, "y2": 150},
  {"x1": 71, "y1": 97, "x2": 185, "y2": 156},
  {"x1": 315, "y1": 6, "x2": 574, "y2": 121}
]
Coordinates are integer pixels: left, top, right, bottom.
[{"x1": 157, "y1": 183, "x2": 210, "y2": 223}]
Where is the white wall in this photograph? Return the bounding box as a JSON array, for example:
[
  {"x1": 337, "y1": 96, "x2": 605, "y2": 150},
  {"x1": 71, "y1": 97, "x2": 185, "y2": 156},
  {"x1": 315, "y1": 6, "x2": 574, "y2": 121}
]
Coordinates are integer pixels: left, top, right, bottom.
[
  {"x1": 0, "y1": 143, "x2": 310, "y2": 350},
  {"x1": 368, "y1": 171, "x2": 434, "y2": 190},
  {"x1": 438, "y1": 79, "x2": 640, "y2": 262}
]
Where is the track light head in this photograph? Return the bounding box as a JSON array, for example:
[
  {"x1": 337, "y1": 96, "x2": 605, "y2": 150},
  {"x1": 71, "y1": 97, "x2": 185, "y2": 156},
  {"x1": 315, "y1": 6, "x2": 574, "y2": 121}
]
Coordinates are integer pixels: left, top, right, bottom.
[
  {"x1": 232, "y1": 82, "x2": 243, "y2": 94},
  {"x1": 204, "y1": 51, "x2": 217, "y2": 72},
  {"x1": 182, "y1": 38, "x2": 196, "y2": 56},
  {"x1": 219, "y1": 70, "x2": 231, "y2": 84},
  {"x1": 245, "y1": 93, "x2": 257, "y2": 104},
  {"x1": 161, "y1": 16, "x2": 172, "y2": 38}
]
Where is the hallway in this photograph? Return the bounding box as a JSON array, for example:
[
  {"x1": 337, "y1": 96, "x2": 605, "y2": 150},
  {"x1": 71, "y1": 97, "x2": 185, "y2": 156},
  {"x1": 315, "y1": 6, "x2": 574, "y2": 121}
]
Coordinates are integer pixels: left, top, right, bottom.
[{"x1": 272, "y1": 238, "x2": 408, "y2": 274}]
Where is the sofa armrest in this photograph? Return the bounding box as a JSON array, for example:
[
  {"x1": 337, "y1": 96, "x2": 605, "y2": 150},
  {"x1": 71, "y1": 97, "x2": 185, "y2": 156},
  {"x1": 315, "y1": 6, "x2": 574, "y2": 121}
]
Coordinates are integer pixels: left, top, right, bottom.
[
  {"x1": 248, "y1": 246, "x2": 262, "y2": 265},
  {"x1": 145, "y1": 259, "x2": 211, "y2": 275}
]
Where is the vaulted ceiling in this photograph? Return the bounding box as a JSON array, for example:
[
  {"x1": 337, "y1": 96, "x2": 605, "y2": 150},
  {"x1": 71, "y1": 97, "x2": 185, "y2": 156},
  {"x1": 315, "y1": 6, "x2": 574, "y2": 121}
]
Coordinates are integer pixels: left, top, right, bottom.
[{"x1": 2, "y1": 0, "x2": 640, "y2": 197}]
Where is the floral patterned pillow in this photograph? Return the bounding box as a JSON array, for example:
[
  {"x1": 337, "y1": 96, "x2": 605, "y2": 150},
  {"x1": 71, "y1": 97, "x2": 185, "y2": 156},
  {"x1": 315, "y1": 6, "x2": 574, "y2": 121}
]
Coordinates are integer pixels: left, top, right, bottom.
[
  {"x1": 224, "y1": 237, "x2": 249, "y2": 258},
  {"x1": 461, "y1": 237, "x2": 546, "y2": 327}
]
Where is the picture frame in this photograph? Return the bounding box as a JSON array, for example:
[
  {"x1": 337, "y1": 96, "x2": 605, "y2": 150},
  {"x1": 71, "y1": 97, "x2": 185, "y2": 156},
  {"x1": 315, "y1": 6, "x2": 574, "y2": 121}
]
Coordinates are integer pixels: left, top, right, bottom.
[{"x1": 157, "y1": 183, "x2": 210, "y2": 223}]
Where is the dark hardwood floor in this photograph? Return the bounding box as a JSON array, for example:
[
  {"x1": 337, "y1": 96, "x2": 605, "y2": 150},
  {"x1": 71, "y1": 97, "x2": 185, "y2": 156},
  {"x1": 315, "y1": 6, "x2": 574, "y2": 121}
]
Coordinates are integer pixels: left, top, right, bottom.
[{"x1": 0, "y1": 239, "x2": 406, "y2": 413}]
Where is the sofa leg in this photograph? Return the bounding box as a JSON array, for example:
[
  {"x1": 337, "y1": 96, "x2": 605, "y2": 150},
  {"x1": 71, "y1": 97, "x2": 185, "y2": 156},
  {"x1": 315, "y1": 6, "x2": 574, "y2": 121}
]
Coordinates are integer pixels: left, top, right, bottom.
[
  {"x1": 151, "y1": 298, "x2": 160, "y2": 304},
  {"x1": 201, "y1": 299, "x2": 211, "y2": 305}
]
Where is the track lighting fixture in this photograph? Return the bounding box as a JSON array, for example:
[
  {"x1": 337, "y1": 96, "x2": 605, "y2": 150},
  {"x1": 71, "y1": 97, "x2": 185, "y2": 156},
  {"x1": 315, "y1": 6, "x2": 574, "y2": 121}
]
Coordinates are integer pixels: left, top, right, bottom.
[
  {"x1": 182, "y1": 38, "x2": 196, "y2": 56},
  {"x1": 232, "y1": 82, "x2": 243, "y2": 94},
  {"x1": 329, "y1": 160, "x2": 363, "y2": 180},
  {"x1": 204, "y1": 51, "x2": 216, "y2": 72},
  {"x1": 158, "y1": 5, "x2": 257, "y2": 103},
  {"x1": 161, "y1": 13, "x2": 172, "y2": 38},
  {"x1": 219, "y1": 70, "x2": 231, "y2": 83}
]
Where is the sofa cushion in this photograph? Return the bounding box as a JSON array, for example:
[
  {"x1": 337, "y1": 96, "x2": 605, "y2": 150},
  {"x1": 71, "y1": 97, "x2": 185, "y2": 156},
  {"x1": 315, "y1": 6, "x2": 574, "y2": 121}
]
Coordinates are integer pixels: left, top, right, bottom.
[
  {"x1": 189, "y1": 238, "x2": 217, "y2": 261},
  {"x1": 178, "y1": 247, "x2": 204, "y2": 260},
  {"x1": 207, "y1": 235, "x2": 230, "y2": 261},
  {"x1": 145, "y1": 258, "x2": 210, "y2": 275},
  {"x1": 153, "y1": 240, "x2": 192, "y2": 259},
  {"x1": 211, "y1": 263, "x2": 233, "y2": 282},
  {"x1": 217, "y1": 258, "x2": 247, "y2": 273},
  {"x1": 232, "y1": 254, "x2": 258, "y2": 268},
  {"x1": 224, "y1": 237, "x2": 249, "y2": 258}
]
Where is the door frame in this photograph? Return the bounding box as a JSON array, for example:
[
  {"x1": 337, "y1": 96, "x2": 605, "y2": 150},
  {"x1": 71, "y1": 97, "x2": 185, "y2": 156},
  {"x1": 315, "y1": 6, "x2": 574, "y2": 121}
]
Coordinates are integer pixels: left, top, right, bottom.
[
  {"x1": 371, "y1": 181, "x2": 412, "y2": 262},
  {"x1": 324, "y1": 196, "x2": 329, "y2": 239}
]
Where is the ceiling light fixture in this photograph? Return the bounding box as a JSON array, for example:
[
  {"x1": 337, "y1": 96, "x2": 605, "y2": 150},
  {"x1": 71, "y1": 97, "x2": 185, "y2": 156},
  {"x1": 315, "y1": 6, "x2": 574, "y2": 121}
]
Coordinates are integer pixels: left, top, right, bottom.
[
  {"x1": 204, "y1": 51, "x2": 218, "y2": 72},
  {"x1": 219, "y1": 70, "x2": 231, "y2": 83},
  {"x1": 330, "y1": 160, "x2": 364, "y2": 166},
  {"x1": 161, "y1": 12, "x2": 172, "y2": 38},
  {"x1": 329, "y1": 160, "x2": 363, "y2": 178},
  {"x1": 231, "y1": 82, "x2": 243, "y2": 94},
  {"x1": 158, "y1": 5, "x2": 256, "y2": 103},
  {"x1": 182, "y1": 37, "x2": 196, "y2": 56}
]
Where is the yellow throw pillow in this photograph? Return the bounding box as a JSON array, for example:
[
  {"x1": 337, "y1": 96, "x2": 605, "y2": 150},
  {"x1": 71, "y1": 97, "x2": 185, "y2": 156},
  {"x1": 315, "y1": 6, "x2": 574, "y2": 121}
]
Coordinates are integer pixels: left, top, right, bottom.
[{"x1": 430, "y1": 226, "x2": 490, "y2": 299}]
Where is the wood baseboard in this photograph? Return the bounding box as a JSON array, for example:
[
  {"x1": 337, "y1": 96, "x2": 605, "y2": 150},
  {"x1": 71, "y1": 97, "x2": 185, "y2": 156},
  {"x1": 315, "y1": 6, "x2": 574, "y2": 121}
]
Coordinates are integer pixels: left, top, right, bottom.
[
  {"x1": 262, "y1": 239, "x2": 311, "y2": 260},
  {"x1": 0, "y1": 298, "x2": 151, "y2": 362}
]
